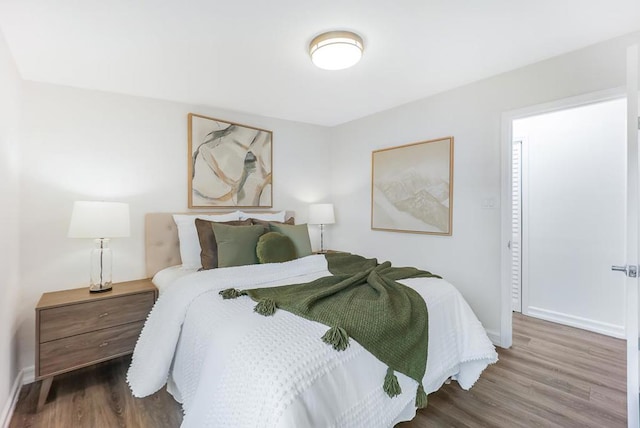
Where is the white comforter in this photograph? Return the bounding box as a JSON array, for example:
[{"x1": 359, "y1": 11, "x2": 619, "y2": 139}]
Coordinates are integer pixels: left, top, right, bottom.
[{"x1": 128, "y1": 255, "x2": 497, "y2": 427}]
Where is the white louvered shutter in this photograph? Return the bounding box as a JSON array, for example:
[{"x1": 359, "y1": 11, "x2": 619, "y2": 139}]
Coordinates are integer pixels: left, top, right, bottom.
[{"x1": 511, "y1": 141, "x2": 522, "y2": 312}]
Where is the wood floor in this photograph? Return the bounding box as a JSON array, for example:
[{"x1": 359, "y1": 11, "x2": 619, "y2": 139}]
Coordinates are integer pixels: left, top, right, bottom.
[
  {"x1": 9, "y1": 357, "x2": 183, "y2": 428},
  {"x1": 10, "y1": 313, "x2": 626, "y2": 427},
  {"x1": 400, "y1": 313, "x2": 626, "y2": 428}
]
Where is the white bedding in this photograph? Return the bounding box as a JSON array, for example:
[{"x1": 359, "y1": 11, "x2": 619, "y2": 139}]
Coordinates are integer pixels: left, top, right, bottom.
[
  {"x1": 129, "y1": 255, "x2": 497, "y2": 427},
  {"x1": 152, "y1": 265, "x2": 199, "y2": 294}
]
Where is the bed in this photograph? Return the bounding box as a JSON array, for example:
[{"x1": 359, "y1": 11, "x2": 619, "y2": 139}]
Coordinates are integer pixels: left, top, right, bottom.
[{"x1": 128, "y1": 212, "x2": 498, "y2": 427}]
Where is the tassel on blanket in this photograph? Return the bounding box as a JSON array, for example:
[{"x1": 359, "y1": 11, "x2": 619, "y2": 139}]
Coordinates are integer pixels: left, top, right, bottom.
[
  {"x1": 383, "y1": 367, "x2": 402, "y2": 398},
  {"x1": 254, "y1": 298, "x2": 277, "y2": 316},
  {"x1": 321, "y1": 326, "x2": 350, "y2": 351},
  {"x1": 415, "y1": 383, "x2": 428, "y2": 409},
  {"x1": 219, "y1": 288, "x2": 246, "y2": 299}
]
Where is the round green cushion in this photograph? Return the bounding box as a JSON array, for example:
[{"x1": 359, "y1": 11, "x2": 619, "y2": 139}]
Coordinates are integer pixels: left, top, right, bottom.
[{"x1": 256, "y1": 232, "x2": 297, "y2": 264}]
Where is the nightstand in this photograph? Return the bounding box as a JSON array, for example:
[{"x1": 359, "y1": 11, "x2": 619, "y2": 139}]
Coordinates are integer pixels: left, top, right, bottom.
[{"x1": 35, "y1": 278, "x2": 157, "y2": 411}]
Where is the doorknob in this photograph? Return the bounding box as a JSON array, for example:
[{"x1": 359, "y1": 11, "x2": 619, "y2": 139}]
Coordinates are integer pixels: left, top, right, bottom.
[{"x1": 612, "y1": 265, "x2": 638, "y2": 277}]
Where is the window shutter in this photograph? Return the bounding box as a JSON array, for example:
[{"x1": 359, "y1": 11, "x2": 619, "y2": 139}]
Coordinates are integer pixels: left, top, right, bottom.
[{"x1": 511, "y1": 141, "x2": 522, "y2": 312}]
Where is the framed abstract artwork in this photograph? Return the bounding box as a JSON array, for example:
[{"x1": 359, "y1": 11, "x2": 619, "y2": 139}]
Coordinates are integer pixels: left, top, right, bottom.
[
  {"x1": 188, "y1": 113, "x2": 273, "y2": 208},
  {"x1": 371, "y1": 136, "x2": 454, "y2": 235}
]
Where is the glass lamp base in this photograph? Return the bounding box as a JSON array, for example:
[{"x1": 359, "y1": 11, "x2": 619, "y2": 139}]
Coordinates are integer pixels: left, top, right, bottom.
[
  {"x1": 90, "y1": 238, "x2": 113, "y2": 293},
  {"x1": 89, "y1": 282, "x2": 113, "y2": 293}
]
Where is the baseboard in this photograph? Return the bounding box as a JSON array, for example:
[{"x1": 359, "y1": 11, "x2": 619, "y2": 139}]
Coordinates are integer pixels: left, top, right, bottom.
[
  {"x1": 526, "y1": 306, "x2": 625, "y2": 339},
  {"x1": 0, "y1": 368, "x2": 26, "y2": 428},
  {"x1": 21, "y1": 366, "x2": 34, "y2": 385},
  {"x1": 485, "y1": 329, "x2": 501, "y2": 347}
]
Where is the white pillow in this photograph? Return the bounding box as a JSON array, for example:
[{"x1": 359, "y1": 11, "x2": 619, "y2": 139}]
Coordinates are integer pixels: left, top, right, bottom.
[
  {"x1": 173, "y1": 212, "x2": 241, "y2": 268},
  {"x1": 238, "y1": 211, "x2": 286, "y2": 222}
]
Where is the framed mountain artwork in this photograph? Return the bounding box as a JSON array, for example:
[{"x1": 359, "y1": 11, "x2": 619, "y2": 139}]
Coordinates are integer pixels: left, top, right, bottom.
[{"x1": 371, "y1": 137, "x2": 454, "y2": 235}]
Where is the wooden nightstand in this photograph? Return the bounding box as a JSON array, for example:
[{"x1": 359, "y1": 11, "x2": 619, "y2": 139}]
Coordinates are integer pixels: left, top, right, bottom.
[{"x1": 35, "y1": 278, "x2": 157, "y2": 411}]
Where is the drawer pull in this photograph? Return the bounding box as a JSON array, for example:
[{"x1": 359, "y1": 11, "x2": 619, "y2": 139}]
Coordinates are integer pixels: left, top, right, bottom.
[
  {"x1": 98, "y1": 312, "x2": 109, "y2": 318},
  {"x1": 99, "y1": 342, "x2": 109, "y2": 348}
]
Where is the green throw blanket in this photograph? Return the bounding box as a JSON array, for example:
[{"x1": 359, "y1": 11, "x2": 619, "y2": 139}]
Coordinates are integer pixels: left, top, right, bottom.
[{"x1": 219, "y1": 252, "x2": 441, "y2": 408}]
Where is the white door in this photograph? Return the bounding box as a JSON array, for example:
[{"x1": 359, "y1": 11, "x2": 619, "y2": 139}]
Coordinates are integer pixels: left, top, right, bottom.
[{"x1": 619, "y1": 43, "x2": 640, "y2": 428}]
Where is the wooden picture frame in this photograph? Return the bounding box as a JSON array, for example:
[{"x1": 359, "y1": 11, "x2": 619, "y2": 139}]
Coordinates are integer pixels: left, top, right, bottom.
[
  {"x1": 188, "y1": 113, "x2": 273, "y2": 208},
  {"x1": 371, "y1": 136, "x2": 454, "y2": 235}
]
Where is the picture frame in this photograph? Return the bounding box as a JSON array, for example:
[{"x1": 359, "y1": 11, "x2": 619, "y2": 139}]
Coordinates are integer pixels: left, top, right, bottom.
[
  {"x1": 371, "y1": 136, "x2": 454, "y2": 235},
  {"x1": 188, "y1": 113, "x2": 273, "y2": 208}
]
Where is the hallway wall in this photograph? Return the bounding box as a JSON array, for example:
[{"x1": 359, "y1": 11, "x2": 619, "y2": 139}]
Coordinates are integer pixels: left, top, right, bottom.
[{"x1": 513, "y1": 98, "x2": 627, "y2": 337}]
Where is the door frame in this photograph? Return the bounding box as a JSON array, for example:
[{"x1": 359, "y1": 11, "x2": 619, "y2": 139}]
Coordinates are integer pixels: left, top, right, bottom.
[
  {"x1": 624, "y1": 44, "x2": 639, "y2": 428},
  {"x1": 499, "y1": 87, "x2": 626, "y2": 348}
]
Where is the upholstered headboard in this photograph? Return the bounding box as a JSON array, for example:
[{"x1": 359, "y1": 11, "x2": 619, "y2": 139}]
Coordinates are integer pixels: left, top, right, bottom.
[{"x1": 145, "y1": 211, "x2": 295, "y2": 278}]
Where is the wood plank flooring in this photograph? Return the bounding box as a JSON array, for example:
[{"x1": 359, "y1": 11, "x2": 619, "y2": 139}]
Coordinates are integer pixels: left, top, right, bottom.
[
  {"x1": 400, "y1": 313, "x2": 626, "y2": 428},
  {"x1": 9, "y1": 357, "x2": 182, "y2": 428},
  {"x1": 10, "y1": 313, "x2": 626, "y2": 427}
]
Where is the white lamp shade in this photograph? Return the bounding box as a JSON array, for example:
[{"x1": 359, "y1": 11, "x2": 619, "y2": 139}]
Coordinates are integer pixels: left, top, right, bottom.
[
  {"x1": 308, "y1": 203, "x2": 335, "y2": 225},
  {"x1": 68, "y1": 201, "x2": 130, "y2": 238}
]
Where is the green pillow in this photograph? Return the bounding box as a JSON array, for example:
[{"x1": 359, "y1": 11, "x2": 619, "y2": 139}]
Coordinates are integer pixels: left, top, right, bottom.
[
  {"x1": 256, "y1": 232, "x2": 297, "y2": 264},
  {"x1": 211, "y1": 223, "x2": 265, "y2": 268},
  {"x1": 195, "y1": 218, "x2": 252, "y2": 270},
  {"x1": 269, "y1": 223, "x2": 312, "y2": 258},
  {"x1": 250, "y1": 217, "x2": 295, "y2": 233}
]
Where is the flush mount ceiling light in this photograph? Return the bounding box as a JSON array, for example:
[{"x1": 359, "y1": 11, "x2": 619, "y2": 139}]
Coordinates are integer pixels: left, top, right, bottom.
[{"x1": 309, "y1": 31, "x2": 364, "y2": 71}]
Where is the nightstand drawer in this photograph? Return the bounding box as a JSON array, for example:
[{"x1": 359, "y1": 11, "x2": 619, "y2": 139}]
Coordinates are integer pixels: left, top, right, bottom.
[
  {"x1": 39, "y1": 320, "x2": 144, "y2": 377},
  {"x1": 39, "y1": 292, "x2": 154, "y2": 343}
]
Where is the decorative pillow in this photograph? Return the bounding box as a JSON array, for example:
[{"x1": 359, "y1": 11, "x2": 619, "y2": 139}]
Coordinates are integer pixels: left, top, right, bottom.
[
  {"x1": 173, "y1": 212, "x2": 241, "y2": 268},
  {"x1": 250, "y1": 217, "x2": 295, "y2": 233},
  {"x1": 256, "y1": 232, "x2": 297, "y2": 264},
  {"x1": 195, "y1": 218, "x2": 252, "y2": 270},
  {"x1": 238, "y1": 211, "x2": 286, "y2": 222},
  {"x1": 269, "y1": 223, "x2": 312, "y2": 258},
  {"x1": 211, "y1": 223, "x2": 265, "y2": 268}
]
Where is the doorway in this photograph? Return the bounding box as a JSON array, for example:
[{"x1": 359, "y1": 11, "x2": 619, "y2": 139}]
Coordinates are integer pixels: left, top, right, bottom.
[
  {"x1": 500, "y1": 88, "x2": 628, "y2": 348},
  {"x1": 508, "y1": 97, "x2": 627, "y2": 338}
]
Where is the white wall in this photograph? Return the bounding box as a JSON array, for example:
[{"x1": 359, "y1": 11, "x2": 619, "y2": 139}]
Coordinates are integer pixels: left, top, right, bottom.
[
  {"x1": 328, "y1": 31, "x2": 640, "y2": 342},
  {"x1": 0, "y1": 29, "x2": 22, "y2": 422},
  {"x1": 17, "y1": 82, "x2": 331, "y2": 372},
  {"x1": 513, "y1": 99, "x2": 626, "y2": 336}
]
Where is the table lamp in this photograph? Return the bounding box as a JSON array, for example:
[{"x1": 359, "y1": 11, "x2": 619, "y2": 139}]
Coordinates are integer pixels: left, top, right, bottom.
[
  {"x1": 68, "y1": 201, "x2": 130, "y2": 292},
  {"x1": 308, "y1": 203, "x2": 335, "y2": 254}
]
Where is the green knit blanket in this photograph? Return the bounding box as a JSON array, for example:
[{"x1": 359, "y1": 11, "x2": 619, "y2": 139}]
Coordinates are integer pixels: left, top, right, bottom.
[{"x1": 219, "y1": 252, "x2": 441, "y2": 408}]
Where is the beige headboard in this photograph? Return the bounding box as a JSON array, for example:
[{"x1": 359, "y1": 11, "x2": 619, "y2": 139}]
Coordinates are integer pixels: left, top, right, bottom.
[{"x1": 145, "y1": 211, "x2": 295, "y2": 278}]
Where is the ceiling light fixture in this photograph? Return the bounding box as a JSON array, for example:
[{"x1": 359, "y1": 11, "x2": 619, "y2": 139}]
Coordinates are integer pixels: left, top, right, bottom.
[{"x1": 309, "y1": 31, "x2": 364, "y2": 71}]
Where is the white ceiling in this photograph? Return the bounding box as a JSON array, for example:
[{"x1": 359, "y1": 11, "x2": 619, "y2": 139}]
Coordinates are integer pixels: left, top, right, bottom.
[{"x1": 1, "y1": 1, "x2": 639, "y2": 126}]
